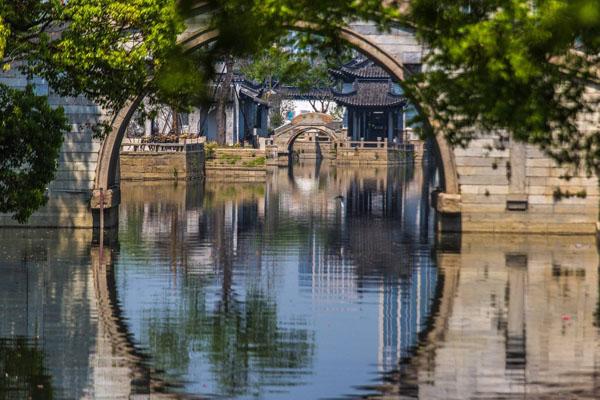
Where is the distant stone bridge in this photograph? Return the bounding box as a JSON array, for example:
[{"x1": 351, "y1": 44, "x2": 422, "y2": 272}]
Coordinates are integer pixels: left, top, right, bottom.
[
  {"x1": 1, "y1": 5, "x2": 598, "y2": 234},
  {"x1": 266, "y1": 113, "x2": 344, "y2": 162}
]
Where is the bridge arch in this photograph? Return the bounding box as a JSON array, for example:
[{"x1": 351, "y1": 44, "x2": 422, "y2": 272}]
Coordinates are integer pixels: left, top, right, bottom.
[
  {"x1": 284, "y1": 126, "x2": 340, "y2": 151},
  {"x1": 271, "y1": 113, "x2": 343, "y2": 155},
  {"x1": 92, "y1": 24, "x2": 459, "y2": 216}
]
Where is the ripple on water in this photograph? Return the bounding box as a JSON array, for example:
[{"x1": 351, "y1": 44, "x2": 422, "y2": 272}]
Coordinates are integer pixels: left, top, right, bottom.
[{"x1": 2, "y1": 160, "x2": 600, "y2": 399}]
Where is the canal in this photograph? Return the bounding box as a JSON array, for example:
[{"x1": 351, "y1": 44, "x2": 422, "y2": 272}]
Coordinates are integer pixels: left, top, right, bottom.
[{"x1": 1, "y1": 160, "x2": 599, "y2": 399}]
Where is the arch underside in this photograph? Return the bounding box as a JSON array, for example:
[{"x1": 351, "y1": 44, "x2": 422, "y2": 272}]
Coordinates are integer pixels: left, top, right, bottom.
[
  {"x1": 276, "y1": 126, "x2": 341, "y2": 151},
  {"x1": 93, "y1": 23, "x2": 459, "y2": 209}
]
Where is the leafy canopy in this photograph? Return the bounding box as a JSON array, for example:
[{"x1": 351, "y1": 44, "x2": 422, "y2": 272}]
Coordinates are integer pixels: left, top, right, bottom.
[
  {"x1": 0, "y1": 0, "x2": 188, "y2": 221},
  {"x1": 1, "y1": 0, "x2": 600, "y2": 221},
  {"x1": 240, "y1": 33, "x2": 352, "y2": 86},
  {"x1": 206, "y1": 0, "x2": 600, "y2": 173},
  {"x1": 0, "y1": 85, "x2": 67, "y2": 222},
  {"x1": 404, "y1": 0, "x2": 600, "y2": 174}
]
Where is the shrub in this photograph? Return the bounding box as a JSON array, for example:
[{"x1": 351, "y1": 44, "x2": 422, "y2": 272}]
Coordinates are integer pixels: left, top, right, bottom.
[{"x1": 205, "y1": 141, "x2": 218, "y2": 159}]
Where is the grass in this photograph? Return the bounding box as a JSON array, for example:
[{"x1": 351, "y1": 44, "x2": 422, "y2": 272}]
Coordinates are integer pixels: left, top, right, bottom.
[
  {"x1": 242, "y1": 156, "x2": 266, "y2": 168},
  {"x1": 219, "y1": 153, "x2": 242, "y2": 165},
  {"x1": 204, "y1": 141, "x2": 266, "y2": 168}
]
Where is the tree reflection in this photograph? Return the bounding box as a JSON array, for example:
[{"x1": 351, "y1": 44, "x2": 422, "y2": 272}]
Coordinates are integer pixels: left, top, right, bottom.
[
  {"x1": 137, "y1": 196, "x2": 315, "y2": 398},
  {"x1": 145, "y1": 286, "x2": 314, "y2": 397},
  {"x1": 0, "y1": 338, "x2": 53, "y2": 399},
  {"x1": 117, "y1": 160, "x2": 441, "y2": 398}
]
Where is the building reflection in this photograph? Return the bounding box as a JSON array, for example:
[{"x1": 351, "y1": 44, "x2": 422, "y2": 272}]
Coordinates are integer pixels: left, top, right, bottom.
[
  {"x1": 3, "y1": 159, "x2": 599, "y2": 399},
  {"x1": 0, "y1": 229, "x2": 96, "y2": 399},
  {"x1": 0, "y1": 228, "x2": 177, "y2": 399},
  {"x1": 278, "y1": 161, "x2": 440, "y2": 373},
  {"x1": 118, "y1": 160, "x2": 442, "y2": 396},
  {"x1": 119, "y1": 180, "x2": 316, "y2": 398},
  {"x1": 379, "y1": 234, "x2": 600, "y2": 400},
  {"x1": 379, "y1": 265, "x2": 438, "y2": 372}
]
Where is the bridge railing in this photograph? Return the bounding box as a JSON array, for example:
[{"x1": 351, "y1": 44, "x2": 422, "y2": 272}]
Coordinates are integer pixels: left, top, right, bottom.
[
  {"x1": 265, "y1": 137, "x2": 415, "y2": 152},
  {"x1": 121, "y1": 137, "x2": 204, "y2": 153},
  {"x1": 338, "y1": 138, "x2": 414, "y2": 152}
]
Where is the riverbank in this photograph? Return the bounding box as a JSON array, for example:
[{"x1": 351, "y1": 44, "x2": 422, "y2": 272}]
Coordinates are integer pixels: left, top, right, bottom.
[{"x1": 204, "y1": 145, "x2": 267, "y2": 182}]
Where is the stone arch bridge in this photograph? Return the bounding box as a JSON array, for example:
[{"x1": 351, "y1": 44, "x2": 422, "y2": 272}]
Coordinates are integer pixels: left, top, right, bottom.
[
  {"x1": 1, "y1": 7, "x2": 598, "y2": 234},
  {"x1": 268, "y1": 113, "x2": 344, "y2": 162}
]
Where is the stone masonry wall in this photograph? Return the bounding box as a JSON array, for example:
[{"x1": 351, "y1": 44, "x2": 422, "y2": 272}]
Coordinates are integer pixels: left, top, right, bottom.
[
  {"x1": 120, "y1": 147, "x2": 204, "y2": 181},
  {"x1": 205, "y1": 148, "x2": 267, "y2": 182},
  {"x1": 0, "y1": 72, "x2": 101, "y2": 228},
  {"x1": 291, "y1": 140, "x2": 335, "y2": 160},
  {"x1": 452, "y1": 137, "x2": 599, "y2": 234},
  {"x1": 336, "y1": 146, "x2": 410, "y2": 165}
]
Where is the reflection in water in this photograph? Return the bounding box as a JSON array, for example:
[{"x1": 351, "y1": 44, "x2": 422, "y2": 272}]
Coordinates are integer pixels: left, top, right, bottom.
[
  {"x1": 0, "y1": 159, "x2": 599, "y2": 399},
  {"x1": 396, "y1": 234, "x2": 600, "y2": 400},
  {"x1": 0, "y1": 230, "x2": 170, "y2": 399},
  {"x1": 0, "y1": 338, "x2": 53, "y2": 399},
  {"x1": 0, "y1": 230, "x2": 97, "y2": 399},
  {"x1": 116, "y1": 160, "x2": 440, "y2": 398}
]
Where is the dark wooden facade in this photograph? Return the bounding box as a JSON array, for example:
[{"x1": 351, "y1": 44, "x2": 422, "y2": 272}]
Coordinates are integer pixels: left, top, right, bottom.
[{"x1": 331, "y1": 59, "x2": 408, "y2": 142}]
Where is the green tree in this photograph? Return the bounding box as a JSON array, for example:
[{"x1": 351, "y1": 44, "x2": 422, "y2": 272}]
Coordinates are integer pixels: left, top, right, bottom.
[
  {"x1": 2, "y1": 0, "x2": 600, "y2": 221},
  {"x1": 206, "y1": 0, "x2": 600, "y2": 173},
  {"x1": 0, "y1": 85, "x2": 67, "y2": 222},
  {"x1": 0, "y1": 338, "x2": 53, "y2": 399},
  {"x1": 0, "y1": 0, "x2": 190, "y2": 220},
  {"x1": 241, "y1": 36, "x2": 351, "y2": 126},
  {"x1": 403, "y1": 0, "x2": 600, "y2": 174}
]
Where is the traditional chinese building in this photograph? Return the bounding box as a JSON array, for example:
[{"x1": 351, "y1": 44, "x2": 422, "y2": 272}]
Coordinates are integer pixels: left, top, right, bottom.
[
  {"x1": 127, "y1": 71, "x2": 270, "y2": 146},
  {"x1": 199, "y1": 73, "x2": 270, "y2": 145},
  {"x1": 330, "y1": 58, "x2": 409, "y2": 142}
]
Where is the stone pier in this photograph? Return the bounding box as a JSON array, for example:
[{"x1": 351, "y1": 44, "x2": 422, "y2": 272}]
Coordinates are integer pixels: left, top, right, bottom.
[{"x1": 435, "y1": 136, "x2": 600, "y2": 234}]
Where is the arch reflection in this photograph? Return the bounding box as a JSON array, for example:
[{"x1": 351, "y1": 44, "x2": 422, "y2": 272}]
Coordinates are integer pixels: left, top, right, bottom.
[{"x1": 115, "y1": 160, "x2": 441, "y2": 398}]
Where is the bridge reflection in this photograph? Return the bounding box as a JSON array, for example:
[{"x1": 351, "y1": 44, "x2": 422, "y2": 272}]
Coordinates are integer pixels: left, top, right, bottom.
[
  {"x1": 115, "y1": 160, "x2": 442, "y2": 397},
  {"x1": 0, "y1": 228, "x2": 186, "y2": 399},
  {"x1": 372, "y1": 234, "x2": 600, "y2": 399},
  {"x1": 1, "y1": 160, "x2": 599, "y2": 398}
]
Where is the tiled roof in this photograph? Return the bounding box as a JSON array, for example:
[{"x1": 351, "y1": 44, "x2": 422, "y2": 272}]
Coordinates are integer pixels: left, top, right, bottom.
[
  {"x1": 277, "y1": 86, "x2": 332, "y2": 100},
  {"x1": 239, "y1": 87, "x2": 269, "y2": 105},
  {"x1": 330, "y1": 58, "x2": 391, "y2": 80},
  {"x1": 274, "y1": 58, "x2": 409, "y2": 108},
  {"x1": 332, "y1": 82, "x2": 407, "y2": 108}
]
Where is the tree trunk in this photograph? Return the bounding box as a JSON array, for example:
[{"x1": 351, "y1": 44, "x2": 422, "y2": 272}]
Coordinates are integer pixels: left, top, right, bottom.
[
  {"x1": 172, "y1": 108, "x2": 180, "y2": 135},
  {"x1": 308, "y1": 99, "x2": 330, "y2": 114},
  {"x1": 216, "y1": 57, "x2": 234, "y2": 145}
]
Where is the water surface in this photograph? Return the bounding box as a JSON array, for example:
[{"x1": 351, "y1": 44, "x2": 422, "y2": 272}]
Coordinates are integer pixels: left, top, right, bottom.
[{"x1": 0, "y1": 161, "x2": 599, "y2": 399}]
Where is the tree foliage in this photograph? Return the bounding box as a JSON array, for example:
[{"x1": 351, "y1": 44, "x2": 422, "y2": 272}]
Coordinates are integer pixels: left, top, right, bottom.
[
  {"x1": 1, "y1": 0, "x2": 599, "y2": 220},
  {"x1": 240, "y1": 35, "x2": 351, "y2": 120},
  {"x1": 0, "y1": 0, "x2": 188, "y2": 221},
  {"x1": 198, "y1": 0, "x2": 600, "y2": 173},
  {"x1": 0, "y1": 85, "x2": 67, "y2": 222},
  {"x1": 404, "y1": 0, "x2": 600, "y2": 174},
  {"x1": 240, "y1": 36, "x2": 348, "y2": 90}
]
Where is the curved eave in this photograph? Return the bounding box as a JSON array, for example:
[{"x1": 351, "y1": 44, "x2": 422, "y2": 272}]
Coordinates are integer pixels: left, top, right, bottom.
[
  {"x1": 331, "y1": 87, "x2": 407, "y2": 108},
  {"x1": 333, "y1": 98, "x2": 407, "y2": 108}
]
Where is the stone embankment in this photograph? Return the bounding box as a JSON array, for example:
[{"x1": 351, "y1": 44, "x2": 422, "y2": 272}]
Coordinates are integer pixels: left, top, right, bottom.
[
  {"x1": 335, "y1": 139, "x2": 413, "y2": 165},
  {"x1": 204, "y1": 147, "x2": 267, "y2": 182},
  {"x1": 120, "y1": 139, "x2": 204, "y2": 181}
]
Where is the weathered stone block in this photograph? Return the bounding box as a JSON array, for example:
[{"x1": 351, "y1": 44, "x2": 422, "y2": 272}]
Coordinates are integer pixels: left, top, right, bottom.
[{"x1": 436, "y1": 193, "x2": 461, "y2": 214}]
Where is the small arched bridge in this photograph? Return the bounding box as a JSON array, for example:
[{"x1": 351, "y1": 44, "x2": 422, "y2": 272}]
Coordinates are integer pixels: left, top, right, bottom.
[
  {"x1": 1, "y1": 6, "x2": 598, "y2": 235},
  {"x1": 267, "y1": 113, "x2": 344, "y2": 163}
]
